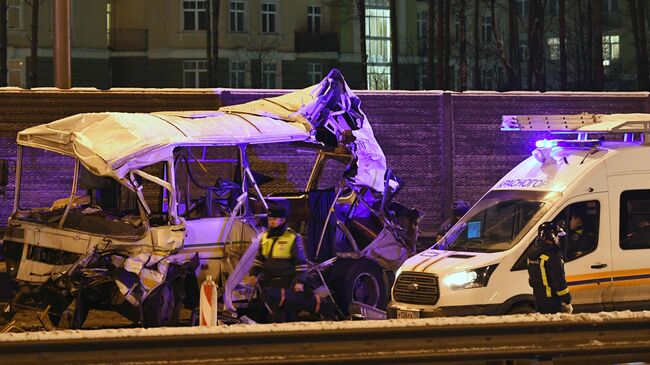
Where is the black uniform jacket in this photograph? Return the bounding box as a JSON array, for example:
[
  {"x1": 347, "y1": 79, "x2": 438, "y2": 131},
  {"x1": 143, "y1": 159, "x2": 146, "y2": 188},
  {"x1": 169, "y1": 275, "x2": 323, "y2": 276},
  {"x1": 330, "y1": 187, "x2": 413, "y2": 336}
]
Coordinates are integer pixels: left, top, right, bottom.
[{"x1": 527, "y1": 242, "x2": 572, "y2": 304}]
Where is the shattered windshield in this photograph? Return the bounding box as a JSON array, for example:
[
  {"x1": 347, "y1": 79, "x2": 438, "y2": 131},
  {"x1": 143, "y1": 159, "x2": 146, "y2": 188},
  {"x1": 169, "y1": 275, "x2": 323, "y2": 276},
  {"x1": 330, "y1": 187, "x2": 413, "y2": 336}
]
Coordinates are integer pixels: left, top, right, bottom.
[{"x1": 439, "y1": 190, "x2": 560, "y2": 253}]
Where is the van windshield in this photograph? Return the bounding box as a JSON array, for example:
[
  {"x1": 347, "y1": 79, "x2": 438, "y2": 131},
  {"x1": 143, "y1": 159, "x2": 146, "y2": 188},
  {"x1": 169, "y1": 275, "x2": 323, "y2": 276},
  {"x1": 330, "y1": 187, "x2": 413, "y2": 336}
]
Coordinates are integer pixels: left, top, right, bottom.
[{"x1": 439, "y1": 190, "x2": 560, "y2": 253}]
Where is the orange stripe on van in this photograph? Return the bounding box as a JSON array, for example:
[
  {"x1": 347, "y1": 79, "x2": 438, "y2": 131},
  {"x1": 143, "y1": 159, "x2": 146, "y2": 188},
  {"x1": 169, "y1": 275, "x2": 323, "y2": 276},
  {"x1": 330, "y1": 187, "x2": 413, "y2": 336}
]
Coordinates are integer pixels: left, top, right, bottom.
[
  {"x1": 566, "y1": 272, "x2": 611, "y2": 282},
  {"x1": 568, "y1": 283, "x2": 604, "y2": 292},
  {"x1": 421, "y1": 255, "x2": 448, "y2": 272},
  {"x1": 412, "y1": 257, "x2": 434, "y2": 272},
  {"x1": 611, "y1": 268, "x2": 650, "y2": 278},
  {"x1": 612, "y1": 278, "x2": 650, "y2": 287}
]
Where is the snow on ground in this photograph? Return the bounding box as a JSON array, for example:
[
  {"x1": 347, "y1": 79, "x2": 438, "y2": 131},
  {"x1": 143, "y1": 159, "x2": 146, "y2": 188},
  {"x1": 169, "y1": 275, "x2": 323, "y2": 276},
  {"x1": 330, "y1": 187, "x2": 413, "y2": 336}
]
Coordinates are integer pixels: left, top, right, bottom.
[{"x1": 2, "y1": 310, "x2": 650, "y2": 343}]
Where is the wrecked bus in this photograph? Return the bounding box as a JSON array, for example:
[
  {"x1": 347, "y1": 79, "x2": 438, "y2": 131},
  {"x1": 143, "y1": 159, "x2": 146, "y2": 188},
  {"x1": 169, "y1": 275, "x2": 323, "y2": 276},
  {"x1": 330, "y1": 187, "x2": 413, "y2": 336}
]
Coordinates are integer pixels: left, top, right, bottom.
[{"x1": 2, "y1": 70, "x2": 419, "y2": 328}]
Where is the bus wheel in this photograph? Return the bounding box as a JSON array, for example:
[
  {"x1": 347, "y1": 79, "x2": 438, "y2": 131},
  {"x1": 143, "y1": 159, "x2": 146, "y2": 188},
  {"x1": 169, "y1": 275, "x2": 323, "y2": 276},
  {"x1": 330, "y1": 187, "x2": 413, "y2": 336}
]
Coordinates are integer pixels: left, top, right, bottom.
[
  {"x1": 331, "y1": 259, "x2": 387, "y2": 315},
  {"x1": 143, "y1": 282, "x2": 181, "y2": 327}
]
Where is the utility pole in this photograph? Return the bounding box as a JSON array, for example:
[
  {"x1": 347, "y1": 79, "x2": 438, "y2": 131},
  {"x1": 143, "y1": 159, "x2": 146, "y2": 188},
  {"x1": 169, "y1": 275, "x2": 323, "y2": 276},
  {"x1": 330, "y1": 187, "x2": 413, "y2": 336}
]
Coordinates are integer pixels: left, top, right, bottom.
[
  {"x1": 0, "y1": 0, "x2": 7, "y2": 86},
  {"x1": 53, "y1": 0, "x2": 71, "y2": 89}
]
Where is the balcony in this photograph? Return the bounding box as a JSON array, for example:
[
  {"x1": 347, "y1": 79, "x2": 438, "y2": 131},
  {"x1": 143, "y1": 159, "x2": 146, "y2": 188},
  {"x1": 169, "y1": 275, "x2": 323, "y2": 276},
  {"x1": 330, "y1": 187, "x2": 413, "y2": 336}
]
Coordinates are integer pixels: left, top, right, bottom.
[
  {"x1": 109, "y1": 29, "x2": 148, "y2": 52},
  {"x1": 294, "y1": 32, "x2": 339, "y2": 53}
]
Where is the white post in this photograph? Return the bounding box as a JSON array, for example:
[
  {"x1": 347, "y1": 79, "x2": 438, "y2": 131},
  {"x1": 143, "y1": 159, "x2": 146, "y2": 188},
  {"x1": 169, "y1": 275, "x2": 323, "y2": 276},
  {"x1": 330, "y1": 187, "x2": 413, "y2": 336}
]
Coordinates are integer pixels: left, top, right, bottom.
[{"x1": 199, "y1": 275, "x2": 218, "y2": 326}]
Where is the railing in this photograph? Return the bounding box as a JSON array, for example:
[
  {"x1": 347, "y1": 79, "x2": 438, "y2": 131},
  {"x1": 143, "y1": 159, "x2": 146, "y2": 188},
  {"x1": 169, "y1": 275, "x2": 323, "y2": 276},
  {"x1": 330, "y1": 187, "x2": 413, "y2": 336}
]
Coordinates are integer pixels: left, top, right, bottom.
[
  {"x1": 3, "y1": 312, "x2": 650, "y2": 364},
  {"x1": 295, "y1": 32, "x2": 339, "y2": 53},
  {"x1": 108, "y1": 29, "x2": 148, "y2": 52}
]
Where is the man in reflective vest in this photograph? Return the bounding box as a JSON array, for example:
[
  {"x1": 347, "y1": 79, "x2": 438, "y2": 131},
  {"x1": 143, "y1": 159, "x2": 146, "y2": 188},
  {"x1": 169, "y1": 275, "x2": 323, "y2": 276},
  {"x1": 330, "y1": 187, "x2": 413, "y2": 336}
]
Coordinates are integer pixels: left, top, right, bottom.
[
  {"x1": 250, "y1": 203, "x2": 308, "y2": 321},
  {"x1": 527, "y1": 222, "x2": 573, "y2": 314}
]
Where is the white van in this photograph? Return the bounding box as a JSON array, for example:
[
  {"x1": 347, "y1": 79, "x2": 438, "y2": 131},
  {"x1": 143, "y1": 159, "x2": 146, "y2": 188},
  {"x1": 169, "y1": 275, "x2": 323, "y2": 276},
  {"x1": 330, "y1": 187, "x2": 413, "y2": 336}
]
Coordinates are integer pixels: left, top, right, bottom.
[{"x1": 388, "y1": 113, "x2": 650, "y2": 318}]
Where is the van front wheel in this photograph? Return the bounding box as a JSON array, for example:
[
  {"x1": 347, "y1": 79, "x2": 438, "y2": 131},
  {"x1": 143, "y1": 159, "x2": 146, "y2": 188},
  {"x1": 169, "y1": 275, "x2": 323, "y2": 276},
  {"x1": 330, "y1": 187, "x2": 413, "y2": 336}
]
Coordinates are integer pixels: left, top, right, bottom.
[{"x1": 506, "y1": 303, "x2": 535, "y2": 315}]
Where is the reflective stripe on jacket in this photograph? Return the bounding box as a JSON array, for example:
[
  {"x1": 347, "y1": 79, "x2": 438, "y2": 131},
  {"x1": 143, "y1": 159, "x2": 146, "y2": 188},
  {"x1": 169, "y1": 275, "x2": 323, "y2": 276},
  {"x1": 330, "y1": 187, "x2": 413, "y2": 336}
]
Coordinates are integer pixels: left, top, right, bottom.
[
  {"x1": 250, "y1": 229, "x2": 308, "y2": 283},
  {"x1": 527, "y1": 244, "x2": 571, "y2": 304}
]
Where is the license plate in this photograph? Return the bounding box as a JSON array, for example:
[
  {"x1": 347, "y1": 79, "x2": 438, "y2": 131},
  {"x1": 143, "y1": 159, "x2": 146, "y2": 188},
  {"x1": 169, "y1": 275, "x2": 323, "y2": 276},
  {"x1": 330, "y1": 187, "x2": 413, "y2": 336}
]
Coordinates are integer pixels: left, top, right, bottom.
[{"x1": 396, "y1": 309, "x2": 420, "y2": 319}]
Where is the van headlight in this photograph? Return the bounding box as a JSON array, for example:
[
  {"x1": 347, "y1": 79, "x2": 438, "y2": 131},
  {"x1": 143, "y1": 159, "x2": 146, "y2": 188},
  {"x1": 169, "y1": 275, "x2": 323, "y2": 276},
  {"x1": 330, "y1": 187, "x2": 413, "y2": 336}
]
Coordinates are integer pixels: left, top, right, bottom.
[{"x1": 442, "y1": 265, "x2": 498, "y2": 290}]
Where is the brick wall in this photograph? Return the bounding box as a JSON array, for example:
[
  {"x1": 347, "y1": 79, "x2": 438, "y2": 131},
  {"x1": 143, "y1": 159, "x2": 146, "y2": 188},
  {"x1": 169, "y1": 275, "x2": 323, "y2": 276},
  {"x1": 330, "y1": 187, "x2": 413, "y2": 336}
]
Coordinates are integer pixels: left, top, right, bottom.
[
  {"x1": 0, "y1": 88, "x2": 222, "y2": 227},
  {"x1": 0, "y1": 87, "x2": 648, "y2": 233},
  {"x1": 451, "y1": 92, "x2": 650, "y2": 209}
]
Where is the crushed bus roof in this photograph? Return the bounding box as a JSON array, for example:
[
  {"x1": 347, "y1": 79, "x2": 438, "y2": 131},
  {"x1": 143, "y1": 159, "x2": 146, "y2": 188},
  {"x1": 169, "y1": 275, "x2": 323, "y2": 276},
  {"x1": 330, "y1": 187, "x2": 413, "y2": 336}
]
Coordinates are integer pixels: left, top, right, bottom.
[
  {"x1": 15, "y1": 69, "x2": 388, "y2": 192},
  {"x1": 17, "y1": 86, "x2": 317, "y2": 179}
]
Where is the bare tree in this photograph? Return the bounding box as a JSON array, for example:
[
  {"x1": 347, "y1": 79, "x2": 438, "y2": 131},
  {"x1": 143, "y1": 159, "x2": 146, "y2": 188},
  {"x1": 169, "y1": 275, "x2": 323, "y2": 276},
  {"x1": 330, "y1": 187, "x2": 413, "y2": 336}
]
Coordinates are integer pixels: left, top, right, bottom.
[
  {"x1": 230, "y1": 15, "x2": 285, "y2": 89},
  {"x1": 507, "y1": 0, "x2": 520, "y2": 90},
  {"x1": 527, "y1": 0, "x2": 546, "y2": 91},
  {"x1": 0, "y1": 0, "x2": 7, "y2": 86},
  {"x1": 458, "y1": 0, "x2": 468, "y2": 90},
  {"x1": 472, "y1": 0, "x2": 481, "y2": 89},
  {"x1": 426, "y1": 0, "x2": 435, "y2": 88},
  {"x1": 559, "y1": 0, "x2": 567, "y2": 90},
  {"x1": 585, "y1": 0, "x2": 593, "y2": 89},
  {"x1": 233, "y1": 33, "x2": 283, "y2": 88},
  {"x1": 628, "y1": 0, "x2": 649, "y2": 90},
  {"x1": 400, "y1": 39, "x2": 426, "y2": 89},
  {"x1": 25, "y1": 0, "x2": 44, "y2": 88},
  {"x1": 436, "y1": 0, "x2": 444, "y2": 88},
  {"x1": 592, "y1": 0, "x2": 603, "y2": 90},
  {"x1": 206, "y1": 0, "x2": 220, "y2": 86},
  {"x1": 570, "y1": 0, "x2": 588, "y2": 89},
  {"x1": 390, "y1": 0, "x2": 398, "y2": 89},
  {"x1": 444, "y1": 0, "x2": 451, "y2": 89},
  {"x1": 356, "y1": 0, "x2": 367, "y2": 89},
  {"x1": 489, "y1": 0, "x2": 519, "y2": 90}
]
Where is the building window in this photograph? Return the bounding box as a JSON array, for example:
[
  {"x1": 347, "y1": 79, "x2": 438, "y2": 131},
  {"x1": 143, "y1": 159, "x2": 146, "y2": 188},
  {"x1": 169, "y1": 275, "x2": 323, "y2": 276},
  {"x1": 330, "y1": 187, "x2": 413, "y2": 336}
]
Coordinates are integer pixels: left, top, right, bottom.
[
  {"x1": 481, "y1": 16, "x2": 492, "y2": 43},
  {"x1": 516, "y1": 0, "x2": 528, "y2": 16},
  {"x1": 308, "y1": 63, "x2": 322, "y2": 85},
  {"x1": 416, "y1": 9, "x2": 427, "y2": 41},
  {"x1": 548, "y1": 0, "x2": 559, "y2": 16},
  {"x1": 230, "y1": 0, "x2": 245, "y2": 32},
  {"x1": 261, "y1": 2, "x2": 277, "y2": 33},
  {"x1": 7, "y1": 59, "x2": 22, "y2": 87},
  {"x1": 106, "y1": 2, "x2": 112, "y2": 45},
  {"x1": 8, "y1": 0, "x2": 22, "y2": 30},
  {"x1": 418, "y1": 64, "x2": 427, "y2": 90},
  {"x1": 547, "y1": 37, "x2": 559, "y2": 61},
  {"x1": 307, "y1": 5, "x2": 321, "y2": 34},
  {"x1": 366, "y1": 0, "x2": 391, "y2": 90},
  {"x1": 183, "y1": 0, "x2": 207, "y2": 31},
  {"x1": 602, "y1": 34, "x2": 619, "y2": 71},
  {"x1": 183, "y1": 60, "x2": 207, "y2": 88},
  {"x1": 416, "y1": 9, "x2": 427, "y2": 55},
  {"x1": 602, "y1": 0, "x2": 618, "y2": 13},
  {"x1": 481, "y1": 68, "x2": 494, "y2": 90},
  {"x1": 262, "y1": 62, "x2": 277, "y2": 89},
  {"x1": 519, "y1": 39, "x2": 528, "y2": 62},
  {"x1": 620, "y1": 190, "x2": 650, "y2": 250},
  {"x1": 230, "y1": 60, "x2": 246, "y2": 88}
]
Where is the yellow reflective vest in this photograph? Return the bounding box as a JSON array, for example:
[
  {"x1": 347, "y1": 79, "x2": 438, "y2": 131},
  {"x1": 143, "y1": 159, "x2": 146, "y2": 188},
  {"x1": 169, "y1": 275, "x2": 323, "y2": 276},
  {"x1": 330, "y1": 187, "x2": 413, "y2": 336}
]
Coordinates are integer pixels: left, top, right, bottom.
[{"x1": 250, "y1": 229, "x2": 308, "y2": 282}]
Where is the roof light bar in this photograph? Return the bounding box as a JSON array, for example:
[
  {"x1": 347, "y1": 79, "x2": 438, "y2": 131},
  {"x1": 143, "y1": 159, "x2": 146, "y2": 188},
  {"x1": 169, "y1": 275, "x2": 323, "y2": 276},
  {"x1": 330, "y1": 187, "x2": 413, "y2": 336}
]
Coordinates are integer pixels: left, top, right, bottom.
[
  {"x1": 534, "y1": 139, "x2": 602, "y2": 149},
  {"x1": 502, "y1": 113, "x2": 650, "y2": 134}
]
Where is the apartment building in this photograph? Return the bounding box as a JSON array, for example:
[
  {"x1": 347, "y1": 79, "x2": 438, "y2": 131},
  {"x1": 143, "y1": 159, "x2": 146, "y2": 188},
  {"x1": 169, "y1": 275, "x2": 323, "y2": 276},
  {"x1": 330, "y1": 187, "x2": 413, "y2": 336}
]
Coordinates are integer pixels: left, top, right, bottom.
[{"x1": 1, "y1": 0, "x2": 641, "y2": 91}]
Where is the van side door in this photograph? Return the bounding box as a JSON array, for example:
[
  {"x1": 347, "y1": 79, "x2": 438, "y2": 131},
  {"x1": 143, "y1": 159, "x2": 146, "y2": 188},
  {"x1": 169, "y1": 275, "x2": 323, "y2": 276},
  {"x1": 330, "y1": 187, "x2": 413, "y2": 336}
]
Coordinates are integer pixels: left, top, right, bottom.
[
  {"x1": 554, "y1": 196, "x2": 613, "y2": 311},
  {"x1": 609, "y1": 185, "x2": 650, "y2": 311}
]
